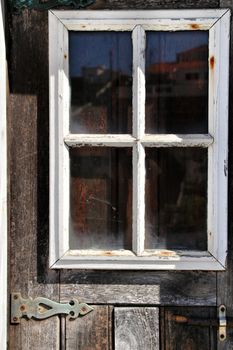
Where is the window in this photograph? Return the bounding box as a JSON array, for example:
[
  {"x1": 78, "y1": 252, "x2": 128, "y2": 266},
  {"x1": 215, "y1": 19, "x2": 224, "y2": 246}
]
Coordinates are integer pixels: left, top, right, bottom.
[{"x1": 49, "y1": 10, "x2": 230, "y2": 270}]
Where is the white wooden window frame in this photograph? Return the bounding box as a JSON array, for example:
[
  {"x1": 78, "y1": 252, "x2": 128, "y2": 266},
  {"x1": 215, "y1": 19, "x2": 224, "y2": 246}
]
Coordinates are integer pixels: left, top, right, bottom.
[{"x1": 49, "y1": 9, "x2": 230, "y2": 270}]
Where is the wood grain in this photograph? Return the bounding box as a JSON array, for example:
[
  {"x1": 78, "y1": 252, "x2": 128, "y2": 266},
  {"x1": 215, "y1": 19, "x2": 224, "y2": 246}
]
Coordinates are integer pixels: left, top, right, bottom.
[
  {"x1": 7, "y1": 2, "x2": 226, "y2": 350},
  {"x1": 115, "y1": 307, "x2": 159, "y2": 350},
  {"x1": 66, "y1": 306, "x2": 112, "y2": 350},
  {"x1": 60, "y1": 270, "x2": 216, "y2": 305},
  {"x1": 0, "y1": 1, "x2": 7, "y2": 349},
  {"x1": 10, "y1": 319, "x2": 59, "y2": 350},
  {"x1": 162, "y1": 307, "x2": 217, "y2": 350},
  {"x1": 8, "y1": 10, "x2": 59, "y2": 350},
  {"x1": 89, "y1": 0, "x2": 219, "y2": 10}
]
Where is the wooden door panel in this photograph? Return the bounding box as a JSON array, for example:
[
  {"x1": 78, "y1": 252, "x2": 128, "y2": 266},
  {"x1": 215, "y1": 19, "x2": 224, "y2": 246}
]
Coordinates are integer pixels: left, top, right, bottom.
[
  {"x1": 161, "y1": 307, "x2": 217, "y2": 350},
  {"x1": 9, "y1": 319, "x2": 59, "y2": 350},
  {"x1": 60, "y1": 270, "x2": 216, "y2": 306},
  {"x1": 114, "y1": 307, "x2": 159, "y2": 350},
  {"x1": 65, "y1": 306, "x2": 112, "y2": 350},
  {"x1": 8, "y1": 1, "x2": 233, "y2": 350},
  {"x1": 8, "y1": 11, "x2": 60, "y2": 349},
  {"x1": 8, "y1": 93, "x2": 60, "y2": 348}
]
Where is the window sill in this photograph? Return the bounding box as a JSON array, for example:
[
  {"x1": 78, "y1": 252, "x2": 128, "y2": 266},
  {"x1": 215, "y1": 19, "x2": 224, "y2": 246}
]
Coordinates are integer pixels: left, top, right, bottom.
[{"x1": 50, "y1": 249, "x2": 226, "y2": 270}]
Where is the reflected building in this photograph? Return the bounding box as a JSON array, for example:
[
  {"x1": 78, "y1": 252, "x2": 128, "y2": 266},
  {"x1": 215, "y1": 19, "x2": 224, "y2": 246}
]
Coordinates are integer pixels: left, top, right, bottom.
[
  {"x1": 145, "y1": 45, "x2": 208, "y2": 250},
  {"x1": 69, "y1": 42, "x2": 209, "y2": 251},
  {"x1": 70, "y1": 64, "x2": 132, "y2": 134},
  {"x1": 146, "y1": 45, "x2": 208, "y2": 133}
]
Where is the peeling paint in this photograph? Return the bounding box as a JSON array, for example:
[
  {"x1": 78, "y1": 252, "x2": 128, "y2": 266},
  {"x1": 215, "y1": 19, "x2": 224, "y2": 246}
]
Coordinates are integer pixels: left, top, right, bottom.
[
  {"x1": 190, "y1": 23, "x2": 199, "y2": 29},
  {"x1": 157, "y1": 250, "x2": 177, "y2": 257},
  {"x1": 210, "y1": 56, "x2": 215, "y2": 70},
  {"x1": 224, "y1": 160, "x2": 228, "y2": 177}
]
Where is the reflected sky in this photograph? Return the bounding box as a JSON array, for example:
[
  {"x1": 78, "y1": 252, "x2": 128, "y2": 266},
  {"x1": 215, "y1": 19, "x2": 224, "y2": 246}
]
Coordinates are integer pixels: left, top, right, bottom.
[
  {"x1": 146, "y1": 31, "x2": 208, "y2": 64},
  {"x1": 69, "y1": 31, "x2": 208, "y2": 77},
  {"x1": 69, "y1": 32, "x2": 132, "y2": 77}
]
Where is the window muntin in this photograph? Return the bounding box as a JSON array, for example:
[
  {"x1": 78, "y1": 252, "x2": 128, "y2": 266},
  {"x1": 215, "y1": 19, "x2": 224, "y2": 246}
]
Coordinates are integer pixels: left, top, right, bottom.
[{"x1": 49, "y1": 10, "x2": 230, "y2": 270}]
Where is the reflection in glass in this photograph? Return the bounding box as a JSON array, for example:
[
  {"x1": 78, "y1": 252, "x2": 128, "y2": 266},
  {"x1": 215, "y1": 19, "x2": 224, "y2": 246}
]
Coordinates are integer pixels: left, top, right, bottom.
[
  {"x1": 146, "y1": 32, "x2": 209, "y2": 133},
  {"x1": 145, "y1": 148, "x2": 207, "y2": 250},
  {"x1": 69, "y1": 32, "x2": 132, "y2": 134},
  {"x1": 70, "y1": 148, "x2": 132, "y2": 250}
]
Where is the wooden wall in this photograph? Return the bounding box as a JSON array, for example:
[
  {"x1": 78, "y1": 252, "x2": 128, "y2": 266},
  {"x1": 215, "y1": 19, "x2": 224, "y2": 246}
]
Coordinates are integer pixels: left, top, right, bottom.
[{"x1": 7, "y1": 0, "x2": 233, "y2": 348}]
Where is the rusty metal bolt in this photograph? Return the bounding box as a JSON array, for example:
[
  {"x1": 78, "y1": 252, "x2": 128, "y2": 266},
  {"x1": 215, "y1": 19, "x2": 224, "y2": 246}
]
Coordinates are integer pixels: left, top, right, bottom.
[
  {"x1": 13, "y1": 317, "x2": 18, "y2": 322},
  {"x1": 20, "y1": 305, "x2": 26, "y2": 312},
  {"x1": 81, "y1": 307, "x2": 87, "y2": 313},
  {"x1": 13, "y1": 295, "x2": 18, "y2": 300}
]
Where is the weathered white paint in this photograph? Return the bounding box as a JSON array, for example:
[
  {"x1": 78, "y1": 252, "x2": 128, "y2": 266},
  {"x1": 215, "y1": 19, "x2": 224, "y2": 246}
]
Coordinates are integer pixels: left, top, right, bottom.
[
  {"x1": 52, "y1": 9, "x2": 228, "y2": 20},
  {"x1": 133, "y1": 143, "x2": 145, "y2": 255},
  {"x1": 132, "y1": 25, "x2": 145, "y2": 255},
  {"x1": 49, "y1": 12, "x2": 70, "y2": 266},
  {"x1": 52, "y1": 250, "x2": 224, "y2": 271},
  {"x1": 49, "y1": 10, "x2": 230, "y2": 270},
  {"x1": 141, "y1": 134, "x2": 214, "y2": 147},
  {"x1": 64, "y1": 134, "x2": 136, "y2": 147},
  {"x1": 208, "y1": 10, "x2": 230, "y2": 267},
  {"x1": 65, "y1": 134, "x2": 213, "y2": 147},
  {"x1": 51, "y1": 10, "x2": 228, "y2": 32},
  {"x1": 51, "y1": 21, "x2": 215, "y2": 32},
  {"x1": 0, "y1": 0, "x2": 7, "y2": 348},
  {"x1": 132, "y1": 25, "x2": 145, "y2": 140}
]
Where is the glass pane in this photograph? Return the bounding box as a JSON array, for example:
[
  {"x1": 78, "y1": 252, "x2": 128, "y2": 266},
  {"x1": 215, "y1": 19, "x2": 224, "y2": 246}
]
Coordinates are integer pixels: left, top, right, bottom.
[
  {"x1": 145, "y1": 148, "x2": 207, "y2": 250},
  {"x1": 146, "y1": 32, "x2": 209, "y2": 133},
  {"x1": 69, "y1": 32, "x2": 132, "y2": 134},
  {"x1": 70, "y1": 147, "x2": 132, "y2": 250}
]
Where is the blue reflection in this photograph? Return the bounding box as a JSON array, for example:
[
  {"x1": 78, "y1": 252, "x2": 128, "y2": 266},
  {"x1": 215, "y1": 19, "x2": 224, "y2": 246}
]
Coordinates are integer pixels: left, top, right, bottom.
[
  {"x1": 146, "y1": 31, "x2": 208, "y2": 64},
  {"x1": 69, "y1": 32, "x2": 132, "y2": 77}
]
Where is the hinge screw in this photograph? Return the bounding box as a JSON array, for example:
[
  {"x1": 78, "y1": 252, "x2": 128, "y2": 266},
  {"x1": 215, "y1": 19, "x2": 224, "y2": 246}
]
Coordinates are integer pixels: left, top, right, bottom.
[{"x1": 20, "y1": 305, "x2": 26, "y2": 311}]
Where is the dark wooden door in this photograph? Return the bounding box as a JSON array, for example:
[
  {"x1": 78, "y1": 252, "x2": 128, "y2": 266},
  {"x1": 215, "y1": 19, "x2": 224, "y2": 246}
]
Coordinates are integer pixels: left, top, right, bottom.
[{"x1": 7, "y1": 0, "x2": 233, "y2": 349}]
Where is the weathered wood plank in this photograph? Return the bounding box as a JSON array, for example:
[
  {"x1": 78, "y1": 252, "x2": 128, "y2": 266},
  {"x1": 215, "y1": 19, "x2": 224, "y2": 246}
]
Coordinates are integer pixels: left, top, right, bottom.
[
  {"x1": 60, "y1": 270, "x2": 216, "y2": 305},
  {"x1": 89, "y1": 0, "x2": 219, "y2": 10},
  {"x1": 8, "y1": 92, "x2": 60, "y2": 350},
  {"x1": 66, "y1": 306, "x2": 111, "y2": 350},
  {"x1": 162, "y1": 307, "x2": 217, "y2": 350},
  {"x1": 9, "y1": 10, "x2": 59, "y2": 292},
  {"x1": 8, "y1": 10, "x2": 59, "y2": 350},
  {"x1": 9, "y1": 319, "x2": 59, "y2": 350},
  {"x1": 0, "y1": 1, "x2": 7, "y2": 349},
  {"x1": 218, "y1": 2, "x2": 233, "y2": 349},
  {"x1": 115, "y1": 307, "x2": 159, "y2": 350}
]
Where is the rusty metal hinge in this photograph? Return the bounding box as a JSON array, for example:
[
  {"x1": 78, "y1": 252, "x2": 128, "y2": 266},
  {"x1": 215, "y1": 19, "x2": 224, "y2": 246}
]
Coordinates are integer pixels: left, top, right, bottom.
[
  {"x1": 11, "y1": 293, "x2": 93, "y2": 324},
  {"x1": 219, "y1": 305, "x2": 227, "y2": 341},
  {"x1": 172, "y1": 305, "x2": 228, "y2": 342}
]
